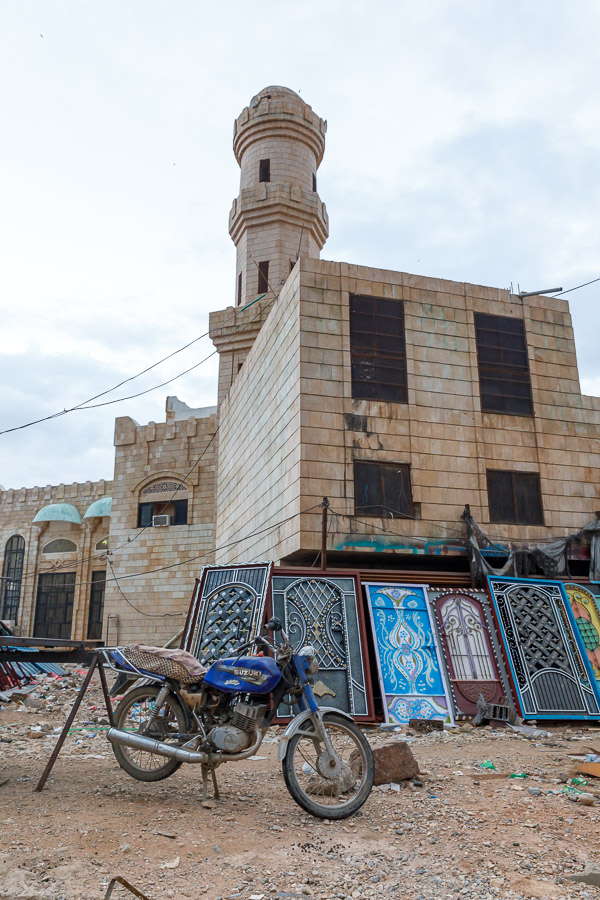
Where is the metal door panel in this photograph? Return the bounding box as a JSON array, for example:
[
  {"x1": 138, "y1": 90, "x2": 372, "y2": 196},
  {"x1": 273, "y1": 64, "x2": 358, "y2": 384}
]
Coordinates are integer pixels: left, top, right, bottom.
[
  {"x1": 429, "y1": 588, "x2": 512, "y2": 718},
  {"x1": 181, "y1": 563, "x2": 272, "y2": 664},
  {"x1": 271, "y1": 574, "x2": 372, "y2": 719},
  {"x1": 564, "y1": 584, "x2": 600, "y2": 692},
  {"x1": 364, "y1": 583, "x2": 453, "y2": 724},
  {"x1": 487, "y1": 577, "x2": 600, "y2": 719}
]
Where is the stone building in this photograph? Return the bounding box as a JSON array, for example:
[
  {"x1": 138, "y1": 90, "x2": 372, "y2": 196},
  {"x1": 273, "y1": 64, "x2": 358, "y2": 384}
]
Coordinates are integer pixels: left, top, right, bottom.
[{"x1": 1, "y1": 85, "x2": 599, "y2": 644}]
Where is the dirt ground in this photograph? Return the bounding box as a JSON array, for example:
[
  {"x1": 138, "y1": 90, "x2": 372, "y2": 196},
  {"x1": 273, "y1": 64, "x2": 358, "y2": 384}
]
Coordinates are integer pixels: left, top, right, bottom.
[{"x1": 2, "y1": 669, "x2": 600, "y2": 900}]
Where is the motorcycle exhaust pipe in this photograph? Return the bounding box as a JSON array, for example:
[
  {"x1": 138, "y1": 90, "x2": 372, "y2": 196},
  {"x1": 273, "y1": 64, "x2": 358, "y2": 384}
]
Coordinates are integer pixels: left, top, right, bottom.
[{"x1": 107, "y1": 727, "x2": 262, "y2": 764}]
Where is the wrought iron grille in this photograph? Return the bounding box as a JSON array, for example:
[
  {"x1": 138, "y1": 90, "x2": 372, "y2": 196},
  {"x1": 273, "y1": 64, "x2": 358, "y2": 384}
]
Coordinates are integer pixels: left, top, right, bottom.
[
  {"x1": 489, "y1": 578, "x2": 600, "y2": 718},
  {"x1": 1, "y1": 535, "x2": 25, "y2": 621},
  {"x1": 438, "y1": 594, "x2": 494, "y2": 681},
  {"x1": 181, "y1": 564, "x2": 272, "y2": 664},
  {"x1": 87, "y1": 570, "x2": 106, "y2": 640},
  {"x1": 272, "y1": 575, "x2": 370, "y2": 717},
  {"x1": 33, "y1": 572, "x2": 76, "y2": 640}
]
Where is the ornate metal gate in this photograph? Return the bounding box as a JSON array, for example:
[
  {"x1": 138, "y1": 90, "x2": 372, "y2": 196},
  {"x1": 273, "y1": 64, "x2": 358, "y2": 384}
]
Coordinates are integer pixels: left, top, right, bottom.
[
  {"x1": 429, "y1": 588, "x2": 512, "y2": 719},
  {"x1": 271, "y1": 574, "x2": 372, "y2": 719},
  {"x1": 181, "y1": 564, "x2": 272, "y2": 664},
  {"x1": 488, "y1": 577, "x2": 600, "y2": 719}
]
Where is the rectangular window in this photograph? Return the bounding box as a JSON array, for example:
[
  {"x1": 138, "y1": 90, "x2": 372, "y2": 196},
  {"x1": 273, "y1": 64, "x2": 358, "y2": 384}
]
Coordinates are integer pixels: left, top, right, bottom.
[
  {"x1": 258, "y1": 260, "x2": 269, "y2": 295},
  {"x1": 173, "y1": 499, "x2": 188, "y2": 526},
  {"x1": 487, "y1": 470, "x2": 544, "y2": 525},
  {"x1": 87, "y1": 571, "x2": 106, "y2": 640},
  {"x1": 137, "y1": 502, "x2": 153, "y2": 528},
  {"x1": 354, "y1": 460, "x2": 413, "y2": 518},
  {"x1": 237, "y1": 271, "x2": 242, "y2": 306},
  {"x1": 259, "y1": 158, "x2": 270, "y2": 182},
  {"x1": 34, "y1": 573, "x2": 76, "y2": 639},
  {"x1": 475, "y1": 312, "x2": 533, "y2": 416},
  {"x1": 312, "y1": 172, "x2": 317, "y2": 192},
  {"x1": 349, "y1": 294, "x2": 408, "y2": 403}
]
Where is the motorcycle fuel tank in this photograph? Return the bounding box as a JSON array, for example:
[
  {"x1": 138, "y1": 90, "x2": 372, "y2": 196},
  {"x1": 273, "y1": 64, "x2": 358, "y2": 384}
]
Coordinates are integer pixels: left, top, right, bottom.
[{"x1": 204, "y1": 655, "x2": 282, "y2": 694}]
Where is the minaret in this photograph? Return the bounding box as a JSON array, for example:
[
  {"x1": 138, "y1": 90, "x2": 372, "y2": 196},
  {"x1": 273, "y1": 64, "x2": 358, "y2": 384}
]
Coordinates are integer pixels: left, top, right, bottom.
[{"x1": 229, "y1": 86, "x2": 329, "y2": 306}]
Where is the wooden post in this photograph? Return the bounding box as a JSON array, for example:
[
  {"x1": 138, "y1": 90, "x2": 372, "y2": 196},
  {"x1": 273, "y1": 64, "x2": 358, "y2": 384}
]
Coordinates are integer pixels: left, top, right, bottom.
[{"x1": 321, "y1": 497, "x2": 329, "y2": 571}]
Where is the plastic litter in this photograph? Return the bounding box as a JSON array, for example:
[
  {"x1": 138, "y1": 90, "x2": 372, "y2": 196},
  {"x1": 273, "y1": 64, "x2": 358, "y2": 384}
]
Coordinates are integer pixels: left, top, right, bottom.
[{"x1": 479, "y1": 760, "x2": 496, "y2": 770}]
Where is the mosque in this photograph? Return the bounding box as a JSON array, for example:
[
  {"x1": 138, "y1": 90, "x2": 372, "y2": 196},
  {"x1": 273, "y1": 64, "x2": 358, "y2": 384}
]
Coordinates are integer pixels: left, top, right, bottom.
[{"x1": 2, "y1": 86, "x2": 599, "y2": 646}]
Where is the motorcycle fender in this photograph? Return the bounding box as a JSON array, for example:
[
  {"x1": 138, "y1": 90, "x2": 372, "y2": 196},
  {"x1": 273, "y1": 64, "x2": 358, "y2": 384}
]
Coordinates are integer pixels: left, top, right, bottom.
[{"x1": 277, "y1": 706, "x2": 354, "y2": 762}]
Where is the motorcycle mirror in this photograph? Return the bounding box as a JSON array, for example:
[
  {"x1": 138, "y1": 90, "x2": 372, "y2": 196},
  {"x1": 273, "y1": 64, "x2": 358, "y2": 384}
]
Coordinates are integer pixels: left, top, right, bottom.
[{"x1": 265, "y1": 617, "x2": 282, "y2": 632}]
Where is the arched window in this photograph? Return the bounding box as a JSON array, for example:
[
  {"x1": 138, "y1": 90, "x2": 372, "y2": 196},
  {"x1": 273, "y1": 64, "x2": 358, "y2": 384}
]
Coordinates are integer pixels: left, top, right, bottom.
[
  {"x1": 1, "y1": 535, "x2": 25, "y2": 621},
  {"x1": 42, "y1": 539, "x2": 77, "y2": 554},
  {"x1": 137, "y1": 479, "x2": 188, "y2": 528},
  {"x1": 95, "y1": 536, "x2": 109, "y2": 551}
]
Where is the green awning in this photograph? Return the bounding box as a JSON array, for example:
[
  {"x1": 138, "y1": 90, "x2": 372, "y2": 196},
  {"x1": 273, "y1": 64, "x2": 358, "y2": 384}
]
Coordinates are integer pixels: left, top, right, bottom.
[
  {"x1": 33, "y1": 503, "x2": 82, "y2": 525},
  {"x1": 83, "y1": 497, "x2": 112, "y2": 518}
]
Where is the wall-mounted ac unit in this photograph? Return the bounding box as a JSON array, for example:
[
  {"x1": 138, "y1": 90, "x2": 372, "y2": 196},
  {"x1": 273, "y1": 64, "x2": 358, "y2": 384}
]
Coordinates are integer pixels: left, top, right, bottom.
[{"x1": 152, "y1": 515, "x2": 170, "y2": 527}]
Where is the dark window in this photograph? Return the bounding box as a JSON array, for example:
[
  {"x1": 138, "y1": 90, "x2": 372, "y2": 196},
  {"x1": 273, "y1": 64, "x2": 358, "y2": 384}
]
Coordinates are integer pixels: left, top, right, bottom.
[
  {"x1": 258, "y1": 261, "x2": 269, "y2": 295},
  {"x1": 173, "y1": 499, "x2": 188, "y2": 526},
  {"x1": 350, "y1": 294, "x2": 408, "y2": 403},
  {"x1": 1, "y1": 535, "x2": 25, "y2": 621},
  {"x1": 137, "y1": 498, "x2": 188, "y2": 527},
  {"x1": 259, "y1": 158, "x2": 270, "y2": 182},
  {"x1": 87, "y1": 571, "x2": 106, "y2": 640},
  {"x1": 237, "y1": 271, "x2": 242, "y2": 306},
  {"x1": 354, "y1": 460, "x2": 413, "y2": 518},
  {"x1": 34, "y1": 572, "x2": 75, "y2": 639},
  {"x1": 137, "y1": 502, "x2": 153, "y2": 527},
  {"x1": 475, "y1": 312, "x2": 533, "y2": 416},
  {"x1": 487, "y1": 470, "x2": 544, "y2": 525},
  {"x1": 312, "y1": 172, "x2": 317, "y2": 192}
]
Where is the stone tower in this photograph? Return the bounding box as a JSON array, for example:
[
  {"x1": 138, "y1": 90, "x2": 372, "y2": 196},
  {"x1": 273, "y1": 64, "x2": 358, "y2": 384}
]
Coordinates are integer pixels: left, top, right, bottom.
[{"x1": 229, "y1": 86, "x2": 329, "y2": 307}]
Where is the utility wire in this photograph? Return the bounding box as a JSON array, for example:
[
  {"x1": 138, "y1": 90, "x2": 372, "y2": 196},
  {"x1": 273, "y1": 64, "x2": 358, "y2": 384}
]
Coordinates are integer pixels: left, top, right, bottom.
[
  {"x1": 551, "y1": 277, "x2": 600, "y2": 298},
  {"x1": 0, "y1": 293, "x2": 270, "y2": 437}
]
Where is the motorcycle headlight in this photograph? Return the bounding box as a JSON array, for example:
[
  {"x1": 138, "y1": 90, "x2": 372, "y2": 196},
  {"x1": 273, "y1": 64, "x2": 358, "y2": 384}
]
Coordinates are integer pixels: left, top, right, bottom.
[{"x1": 299, "y1": 645, "x2": 319, "y2": 675}]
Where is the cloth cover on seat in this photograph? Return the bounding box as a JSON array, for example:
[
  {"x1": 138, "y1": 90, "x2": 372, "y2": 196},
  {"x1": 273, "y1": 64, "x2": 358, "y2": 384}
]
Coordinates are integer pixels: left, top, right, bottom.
[{"x1": 122, "y1": 644, "x2": 207, "y2": 683}]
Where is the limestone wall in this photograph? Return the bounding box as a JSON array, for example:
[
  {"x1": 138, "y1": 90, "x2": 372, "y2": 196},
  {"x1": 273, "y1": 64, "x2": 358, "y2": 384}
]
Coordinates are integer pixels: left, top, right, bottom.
[
  {"x1": 103, "y1": 408, "x2": 218, "y2": 646},
  {"x1": 215, "y1": 266, "x2": 303, "y2": 563},
  {"x1": 0, "y1": 480, "x2": 111, "y2": 637},
  {"x1": 214, "y1": 257, "x2": 600, "y2": 564}
]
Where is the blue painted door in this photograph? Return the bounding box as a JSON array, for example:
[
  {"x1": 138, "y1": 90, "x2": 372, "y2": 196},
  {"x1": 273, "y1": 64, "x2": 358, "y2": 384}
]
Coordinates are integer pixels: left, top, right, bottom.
[{"x1": 365, "y1": 583, "x2": 452, "y2": 723}]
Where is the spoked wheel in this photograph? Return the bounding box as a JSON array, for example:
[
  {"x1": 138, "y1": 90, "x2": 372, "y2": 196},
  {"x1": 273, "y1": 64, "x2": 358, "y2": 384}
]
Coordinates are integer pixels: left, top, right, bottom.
[
  {"x1": 282, "y1": 713, "x2": 374, "y2": 819},
  {"x1": 112, "y1": 684, "x2": 187, "y2": 782}
]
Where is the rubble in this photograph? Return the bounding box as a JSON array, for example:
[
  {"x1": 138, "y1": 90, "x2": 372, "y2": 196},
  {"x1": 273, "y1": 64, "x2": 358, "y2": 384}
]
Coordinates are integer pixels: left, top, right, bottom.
[
  {"x1": 363, "y1": 739, "x2": 419, "y2": 785},
  {"x1": 2, "y1": 671, "x2": 600, "y2": 897}
]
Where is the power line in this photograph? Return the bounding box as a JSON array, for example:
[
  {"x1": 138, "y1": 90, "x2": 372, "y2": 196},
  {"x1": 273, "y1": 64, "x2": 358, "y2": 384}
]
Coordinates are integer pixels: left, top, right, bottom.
[
  {"x1": 551, "y1": 276, "x2": 600, "y2": 298},
  {"x1": 0, "y1": 292, "x2": 271, "y2": 437}
]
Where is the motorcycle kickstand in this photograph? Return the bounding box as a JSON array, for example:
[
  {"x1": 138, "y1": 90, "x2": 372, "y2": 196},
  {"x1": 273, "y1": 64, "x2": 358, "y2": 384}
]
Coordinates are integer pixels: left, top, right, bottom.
[{"x1": 200, "y1": 764, "x2": 220, "y2": 803}]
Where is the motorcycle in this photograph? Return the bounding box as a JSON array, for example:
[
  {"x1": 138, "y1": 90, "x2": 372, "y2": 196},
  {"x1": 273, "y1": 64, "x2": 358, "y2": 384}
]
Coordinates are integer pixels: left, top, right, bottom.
[{"x1": 102, "y1": 617, "x2": 374, "y2": 819}]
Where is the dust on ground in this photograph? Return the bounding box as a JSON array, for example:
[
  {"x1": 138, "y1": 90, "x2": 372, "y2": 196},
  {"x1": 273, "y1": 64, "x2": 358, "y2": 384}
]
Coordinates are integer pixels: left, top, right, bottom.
[{"x1": 1, "y1": 668, "x2": 600, "y2": 900}]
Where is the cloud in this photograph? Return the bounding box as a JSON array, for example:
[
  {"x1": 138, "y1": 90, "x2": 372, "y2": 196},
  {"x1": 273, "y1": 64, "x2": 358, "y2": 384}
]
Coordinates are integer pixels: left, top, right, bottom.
[{"x1": 1, "y1": 0, "x2": 599, "y2": 487}]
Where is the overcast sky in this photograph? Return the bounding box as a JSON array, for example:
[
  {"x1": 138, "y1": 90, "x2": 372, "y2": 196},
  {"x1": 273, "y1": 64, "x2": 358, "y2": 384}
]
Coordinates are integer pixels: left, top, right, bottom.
[{"x1": 1, "y1": 0, "x2": 599, "y2": 490}]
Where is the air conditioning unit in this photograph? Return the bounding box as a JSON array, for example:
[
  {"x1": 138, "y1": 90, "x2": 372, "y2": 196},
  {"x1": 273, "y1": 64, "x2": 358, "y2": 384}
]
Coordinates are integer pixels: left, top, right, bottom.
[{"x1": 152, "y1": 515, "x2": 171, "y2": 527}]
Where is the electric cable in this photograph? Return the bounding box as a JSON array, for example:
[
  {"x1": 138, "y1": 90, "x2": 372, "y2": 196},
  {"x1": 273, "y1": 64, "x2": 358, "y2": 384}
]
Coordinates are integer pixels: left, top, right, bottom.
[
  {"x1": 551, "y1": 277, "x2": 600, "y2": 298},
  {"x1": 0, "y1": 292, "x2": 270, "y2": 436}
]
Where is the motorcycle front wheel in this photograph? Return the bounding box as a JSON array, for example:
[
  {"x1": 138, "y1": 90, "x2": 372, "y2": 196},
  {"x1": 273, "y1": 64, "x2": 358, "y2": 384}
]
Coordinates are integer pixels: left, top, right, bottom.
[
  {"x1": 282, "y1": 712, "x2": 374, "y2": 819},
  {"x1": 112, "y1": 684, "x2": 187, "y2": 782}
]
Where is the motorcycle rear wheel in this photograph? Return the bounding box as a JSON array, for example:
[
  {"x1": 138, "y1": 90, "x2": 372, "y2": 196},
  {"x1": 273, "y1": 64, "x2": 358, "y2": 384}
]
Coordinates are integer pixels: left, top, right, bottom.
[
  {"x1": 112, "y1": 684, "x2": 187, "y2": 782},
  {"x1": 282, "y1": 712, "x2": 374, "y2": 819}
]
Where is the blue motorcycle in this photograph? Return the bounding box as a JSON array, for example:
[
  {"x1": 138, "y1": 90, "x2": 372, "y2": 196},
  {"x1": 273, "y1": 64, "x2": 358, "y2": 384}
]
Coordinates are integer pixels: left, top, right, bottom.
[{"x1": 104, "y1": 617, "x2": 374, "y2": 819}]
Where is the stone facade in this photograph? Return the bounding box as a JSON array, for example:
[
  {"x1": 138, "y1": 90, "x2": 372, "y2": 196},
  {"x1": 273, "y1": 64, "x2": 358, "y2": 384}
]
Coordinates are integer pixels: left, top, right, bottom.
[
  {"x1": 0, "y1": 480, "x2": 110, "y2": 638},
  {"x1": 214, "y1": 256, "x2": 600, "y2": 567},
  {"x1": 1, "y1": 84, "x2": 599, "y2": 643},
  {"x1": 102, "y1": 400, "x2": 218, "y2": 646}
]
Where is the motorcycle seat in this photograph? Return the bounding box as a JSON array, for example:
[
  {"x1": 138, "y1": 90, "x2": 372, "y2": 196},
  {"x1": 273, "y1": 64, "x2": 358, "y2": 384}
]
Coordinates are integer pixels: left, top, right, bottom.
[{"x1": 121, "y1": 644, "x2": 208, "y2": 683}]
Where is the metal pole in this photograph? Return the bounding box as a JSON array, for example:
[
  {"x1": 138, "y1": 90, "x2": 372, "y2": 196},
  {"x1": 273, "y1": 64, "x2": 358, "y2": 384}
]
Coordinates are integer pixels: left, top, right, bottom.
[
  {"x1": 35, "y1": 654, "x2": 99, "y2": 792},
  {"x1": 321, "y1": 497, "x2": 329, "y2": 571}
]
